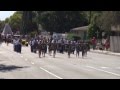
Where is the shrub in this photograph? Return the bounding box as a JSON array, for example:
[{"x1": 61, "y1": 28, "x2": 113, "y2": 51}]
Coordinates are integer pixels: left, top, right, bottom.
[
  {"x1": 29, "y1": 31, "x2": 37, "y2": 38},
  {"x1": 67, "y1": 33, "x2": 81, "y2": 41}
]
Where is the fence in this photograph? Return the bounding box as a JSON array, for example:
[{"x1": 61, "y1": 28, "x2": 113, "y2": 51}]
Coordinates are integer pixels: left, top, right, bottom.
[{"x1": 110, "y1": 36, "x2": 120, "y2": 52}]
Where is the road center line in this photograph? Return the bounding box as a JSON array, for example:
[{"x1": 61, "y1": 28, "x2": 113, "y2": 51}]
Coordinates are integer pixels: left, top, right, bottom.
[
  {"x1": 39, "y1": 67, "x2": 63, "y2": 79},
  {"x1": 86, "y1": 66, "x2": 120, "y2": 77},
  {"x1": 116, "y1": 67, "x2": 120, "y2": 69},
  {"x1": 101, "y1": 67, "x2": 109, "y2": 69},
  {"x1": 21, "y1": 56, "x2": 23, "y2": 58}
]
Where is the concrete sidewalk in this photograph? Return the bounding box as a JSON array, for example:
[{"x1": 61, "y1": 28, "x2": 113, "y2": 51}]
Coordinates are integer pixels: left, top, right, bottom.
[{"x1": 90, "y1": 49, "x2": 120, "y2": 57}]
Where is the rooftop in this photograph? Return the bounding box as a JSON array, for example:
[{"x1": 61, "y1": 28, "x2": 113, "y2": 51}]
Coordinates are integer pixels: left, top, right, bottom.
[{"x1": 71, "y1": 26, "x2": 89, "y2": 31}]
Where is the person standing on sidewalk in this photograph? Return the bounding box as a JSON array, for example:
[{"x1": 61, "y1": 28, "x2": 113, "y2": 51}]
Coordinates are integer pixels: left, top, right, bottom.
[
  {"x1": 105, "y1": 39, "x2": 110, "y2": 51},
  {"x1": 91, "y1": 37, "x2": 97, "y2": 50}
]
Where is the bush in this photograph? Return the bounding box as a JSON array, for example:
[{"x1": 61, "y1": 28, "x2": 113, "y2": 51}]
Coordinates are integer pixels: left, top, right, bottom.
[
  {"x1": 29, "y1": 31, "x2": 37, "y2": 38},
  {"x1": 67, "y1": 33, "x2": 81, "y2": 41}
]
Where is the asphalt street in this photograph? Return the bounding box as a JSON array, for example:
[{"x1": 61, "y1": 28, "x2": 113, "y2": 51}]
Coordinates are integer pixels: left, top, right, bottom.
[{"x1": 0, "y1": 43, "x2": 120, "y2": 79}]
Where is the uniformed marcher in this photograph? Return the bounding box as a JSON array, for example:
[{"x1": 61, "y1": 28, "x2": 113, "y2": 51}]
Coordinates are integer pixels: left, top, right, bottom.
[
  {"x1": 81, "y1": 42, "x2": 85, "y2": 58},
  {"x1": 13, "y1": 38, "x2": 17, "y2": 51},
  {"x1": 84, "y1": 43, "x2": 88, "y2": 57},
  {"x1": 30, "y1": 39, "x2": 34, "y2": 53},
  {"x1": 48, "y1": 41, "x2": 52, "y2": 56},
  {"x1": 33, "y1": 39, "x2": 38, "y2": 53},
  {"x1": 18, "y1": 39, "x2": 22, "y2": 53},
  {"x1": 68, "y1": 41, "x2": 71, "y2": 58},
  {"x1": 6, "y1": 34, "x2": 10, "y2": 46},
  {"x1": 71, "y1": 41, "x2": 75, "y2": 54},
  {"x1": 53, "y1": 40, "x2": 57, "y2": 58},
  {"x1": 38, "y1": 40, "x2": 42, "y2": 58},
  {"x1": 41, "y1": 40, "x2": 46, "y2": 57},
  {"x1": 76, "y1": 42, "x2": 81, "y2": 57}
]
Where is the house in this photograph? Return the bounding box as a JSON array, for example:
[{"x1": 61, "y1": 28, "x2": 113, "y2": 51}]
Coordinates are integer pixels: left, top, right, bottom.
[{"x1": 70, "y1": 26, "x2": 88, "y2": 40}]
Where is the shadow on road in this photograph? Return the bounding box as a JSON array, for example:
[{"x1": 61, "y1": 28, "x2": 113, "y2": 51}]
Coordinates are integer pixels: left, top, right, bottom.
[
  {"x1": 0, "y1": 64, "x2": 28, "y2": 72},
  {"x1": 0, "y1": 60, "x2": 5, "y2": 61}
]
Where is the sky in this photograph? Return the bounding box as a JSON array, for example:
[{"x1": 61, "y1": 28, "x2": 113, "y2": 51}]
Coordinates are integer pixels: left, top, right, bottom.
[{"x1": 0, "y1": 11, "x2": 16, "y2": 21}]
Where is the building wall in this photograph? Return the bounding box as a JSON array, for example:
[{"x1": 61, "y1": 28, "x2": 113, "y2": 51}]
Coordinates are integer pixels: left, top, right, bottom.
[
  {"x1": 110, "y1": 36, "x2": 120, "y2": 52},
  {"x1": 72, "y1": 31, "x2": 85, "y2": 39}
]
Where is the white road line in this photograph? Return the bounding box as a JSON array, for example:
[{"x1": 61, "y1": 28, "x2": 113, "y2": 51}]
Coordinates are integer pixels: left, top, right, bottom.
[
  {"x1": 25, "y1": 59, "x2": 28, "y2": 61},
  {"x1": 31, "y1": 62, "x2": 34, "y2": 64},
  {"x1": 39, "y1": 67, "x2": 63, "y2": 79},
  {"x1": 86, "y1": 66, "x2": 120, "y2": 77},
  {"x1": 0, "y1": 52, "x2": 4, "y2": 53},
  {"x1": 116, "y1": 67, "x2": 120, "y2": 69},
  {"x1": 101, "y1": 67, "x2": 109, "y2": 69}
]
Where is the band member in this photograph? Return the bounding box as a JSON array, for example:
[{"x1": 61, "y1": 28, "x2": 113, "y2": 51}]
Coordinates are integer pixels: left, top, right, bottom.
[
  {"x1": 76, "y1": 42, "x2": 81, "y2": 57},
  {"x1": 84, "y1": 42, "x2": 88, "y2": 57},
  {"x1": 53, "y1": 40, "x2": 57, "y2": 58},
  {"x1": 30, "y1": 39, "x2": 34, "y2": 53},
  {"x1": 41, "y1": 40, "x2": 46, "y2": 57},
  {"x1": 68, "y1": 41, "x2": 71, "y2": 58},
  {"x1": 43, "y1": 37, "x2": 47, "y2": 53},
  {"x1": 61, "y1": 38, "x2": 64, "y2": 54},
  {"x1": 6, "y1": 34, "x2": 10, "y2": 46},
  {"x1": 18, "y1": 39, "x2": 22, "y2": 53},
  {"x1": 38, "y1": 40, "x2": 42, "y2": 58},
  {"x1": 48, "y1": 41, "x2": 52, "y2": 56},
  {"x1": 13, "y1": 38, "x2": 17, "y2": 51},
  {"x1": 81, "y1": 42, "x2": 86, "y2": 58},
  {"x1": 33, "y1": 39, "x2": 38, "y2": 53},
  {"x1": 71, "y1": 41, "x2": 75, "y2": 54}
]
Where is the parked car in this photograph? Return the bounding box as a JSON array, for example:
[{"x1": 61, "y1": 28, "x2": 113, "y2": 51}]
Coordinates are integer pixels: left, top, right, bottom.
[{"x1": 96, "y1": 42, "x2": 104, "y2": 50}]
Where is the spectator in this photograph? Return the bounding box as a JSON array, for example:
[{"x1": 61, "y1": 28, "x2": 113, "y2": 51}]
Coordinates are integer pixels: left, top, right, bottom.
[{"x1": 91, "y1": 37, "x2": 97, "y2": 50}]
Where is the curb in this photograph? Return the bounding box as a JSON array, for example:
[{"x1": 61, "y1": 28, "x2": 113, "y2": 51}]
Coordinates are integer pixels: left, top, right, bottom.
[{"x1": 90, "y1": 50, "x2": 120, "y2": 57}]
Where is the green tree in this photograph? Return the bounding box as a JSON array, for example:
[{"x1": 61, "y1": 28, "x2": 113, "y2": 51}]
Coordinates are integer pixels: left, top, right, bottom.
[
  {"x1": 21, "y1": 11, "x2": 32, "y2": 34},
  {"x1": 5, "y1": 18, "x2": 10, "y2": 23},
  {"x1": 94, "y1": 11, "x2": 120, "y2": 37},
  {"x1": 9, "y1": 11, "x2": 22, "y2": 33},
  {"x1": 88, "y1": 23, "x2": 101, "y2": 39},
  {"x1": 37, "y1": 11, "x2": 88, "y2": 33},
  {"x1": 21, "y1": 11, "x2": 38, "y2": 35},
  {"x1": 87, "y1": 11, "x2": 103, "y2": 39}
]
